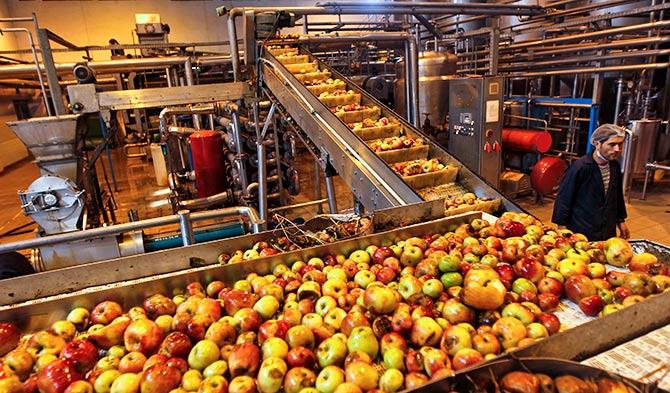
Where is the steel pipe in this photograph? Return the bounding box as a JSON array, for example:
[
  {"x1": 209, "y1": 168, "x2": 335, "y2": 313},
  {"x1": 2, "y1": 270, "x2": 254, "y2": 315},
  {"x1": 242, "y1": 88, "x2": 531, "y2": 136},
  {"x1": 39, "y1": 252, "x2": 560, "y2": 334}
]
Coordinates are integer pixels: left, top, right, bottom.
[
  {"x1": 227, "y1": 14, "x2": 241, "y2": 81},
  {"x1": 0, "y1": 206, "x2": 263, "y2": 254},
  {"x1": 178, "y1": 191, "x2": 231, "y2": 210},
  {"x1": 177, "y1": 210, "x2": 195, "y2": 246},
  {"x1": 510, "y1": 62, "x2": 670, "y2": 77},
  {"x1": 183, "y1": 57, "x2": 201, "y2": 129}
]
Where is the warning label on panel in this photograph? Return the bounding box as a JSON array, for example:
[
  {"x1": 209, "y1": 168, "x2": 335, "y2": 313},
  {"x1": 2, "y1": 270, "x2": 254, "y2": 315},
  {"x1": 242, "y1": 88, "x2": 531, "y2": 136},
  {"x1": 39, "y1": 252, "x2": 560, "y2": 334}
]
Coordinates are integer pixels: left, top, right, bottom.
[{"x1": 486, "y1": 100, "x2": 499, "y2": 123}]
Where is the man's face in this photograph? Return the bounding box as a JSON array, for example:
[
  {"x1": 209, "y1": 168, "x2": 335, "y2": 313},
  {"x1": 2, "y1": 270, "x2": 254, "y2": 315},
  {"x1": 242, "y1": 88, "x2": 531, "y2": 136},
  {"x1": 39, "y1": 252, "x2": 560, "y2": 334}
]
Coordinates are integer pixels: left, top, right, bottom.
[{"x1": 597, "y1": 135, "x2": 625, "y2": 161}]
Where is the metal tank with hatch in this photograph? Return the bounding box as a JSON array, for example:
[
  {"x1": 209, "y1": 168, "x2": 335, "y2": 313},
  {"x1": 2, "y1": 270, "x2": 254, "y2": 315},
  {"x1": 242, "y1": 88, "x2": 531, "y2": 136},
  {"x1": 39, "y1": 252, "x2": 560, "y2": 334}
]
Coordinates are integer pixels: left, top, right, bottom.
[{"x1": 395, "y1": 51, "x2": 457, "y2": 130}]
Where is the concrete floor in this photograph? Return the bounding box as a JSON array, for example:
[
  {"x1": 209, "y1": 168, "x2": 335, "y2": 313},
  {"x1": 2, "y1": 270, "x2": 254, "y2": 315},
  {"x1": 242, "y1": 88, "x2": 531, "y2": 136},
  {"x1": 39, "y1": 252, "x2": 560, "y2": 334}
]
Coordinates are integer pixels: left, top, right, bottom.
[{"x1": 0, "y1": 148, "x2": 668, "y2": 247}]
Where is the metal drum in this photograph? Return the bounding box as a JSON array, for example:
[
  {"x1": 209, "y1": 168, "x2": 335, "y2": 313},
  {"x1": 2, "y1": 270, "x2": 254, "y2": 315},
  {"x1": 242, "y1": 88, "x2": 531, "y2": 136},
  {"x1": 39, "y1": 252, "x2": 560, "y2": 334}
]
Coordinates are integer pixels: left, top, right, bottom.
[
  {"x1": 394, "y1": 51, "x2": 457, "y2": 128},
  {"x1": 628, "y1": 119, "x2": 661, "y2": 176}
]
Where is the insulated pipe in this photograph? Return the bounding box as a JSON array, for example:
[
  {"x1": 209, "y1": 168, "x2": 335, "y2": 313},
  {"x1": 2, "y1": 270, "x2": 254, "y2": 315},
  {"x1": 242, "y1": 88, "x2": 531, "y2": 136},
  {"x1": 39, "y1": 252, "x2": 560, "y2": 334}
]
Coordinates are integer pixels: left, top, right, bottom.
[
  {"x1": 408, "y1": 33, "x2": 420, "y2": 127},
  {"x1": 614, "y1": 77, "x2": 625, "y2": 125},
  {"x1": 0, "y1": 28, "x2": 51, "y2": 116},
  {"x1": 231, "y1": 111, "x2": 249, "y2": 193},
  {"x1": 0, "y1": 206, "x2": 264, "y2": 253}
]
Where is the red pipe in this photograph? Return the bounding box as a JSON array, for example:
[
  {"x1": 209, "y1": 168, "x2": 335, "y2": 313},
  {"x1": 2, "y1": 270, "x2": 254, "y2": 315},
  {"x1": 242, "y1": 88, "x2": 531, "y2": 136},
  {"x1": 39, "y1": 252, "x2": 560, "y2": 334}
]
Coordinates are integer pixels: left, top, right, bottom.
[
  {"x1": 190, "y1": 131, "x2": 227, "y2": 198},
  {"x1": 502, "y1": 128, "x2": 552, "y2": 153},
  {"x1": 531, "y1": 156, "x2": 567, "y2": 195}
]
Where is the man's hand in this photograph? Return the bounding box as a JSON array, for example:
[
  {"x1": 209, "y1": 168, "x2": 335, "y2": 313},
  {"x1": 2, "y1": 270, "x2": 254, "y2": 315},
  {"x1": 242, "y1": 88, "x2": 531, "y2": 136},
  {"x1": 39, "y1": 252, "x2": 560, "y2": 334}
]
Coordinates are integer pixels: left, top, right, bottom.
[{"x1": 617, "y1": 221, "x2": 630, "y2": 239}]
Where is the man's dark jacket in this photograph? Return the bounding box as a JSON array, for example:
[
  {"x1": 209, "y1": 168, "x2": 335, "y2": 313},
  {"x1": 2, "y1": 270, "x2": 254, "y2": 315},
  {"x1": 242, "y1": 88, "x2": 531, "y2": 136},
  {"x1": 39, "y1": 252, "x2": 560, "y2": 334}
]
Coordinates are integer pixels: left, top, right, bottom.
[{"x1": 552, "y1": 154, "x2": 627, "y2": 241}]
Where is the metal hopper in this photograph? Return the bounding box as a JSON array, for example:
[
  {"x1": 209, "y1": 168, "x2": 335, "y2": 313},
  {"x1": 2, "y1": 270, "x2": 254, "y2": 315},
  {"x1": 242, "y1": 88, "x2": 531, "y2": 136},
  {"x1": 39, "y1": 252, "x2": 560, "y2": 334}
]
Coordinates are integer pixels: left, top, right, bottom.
[{"x1": 7, "y1": 114, "x2": 84, "y2": 181}]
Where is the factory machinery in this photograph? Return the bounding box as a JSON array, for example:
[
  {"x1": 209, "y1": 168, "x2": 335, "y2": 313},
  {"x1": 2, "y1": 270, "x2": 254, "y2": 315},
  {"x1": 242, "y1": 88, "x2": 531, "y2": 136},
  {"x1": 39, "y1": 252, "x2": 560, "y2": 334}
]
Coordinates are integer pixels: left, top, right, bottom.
[
  {"x1": 1, "y1": 3, "x2": 670, "y2": 392},
  {"x1": 0, "y1": 5, "x2": 666, "y2": 272}
]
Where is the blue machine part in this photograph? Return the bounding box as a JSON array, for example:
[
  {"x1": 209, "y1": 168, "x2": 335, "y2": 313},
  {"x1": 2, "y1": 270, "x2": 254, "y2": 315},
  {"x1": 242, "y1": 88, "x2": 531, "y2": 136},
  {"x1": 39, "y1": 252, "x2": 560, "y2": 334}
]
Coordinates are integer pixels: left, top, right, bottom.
[{"x1": 144, "y1": 222, "x2": 245, "y2": 252}]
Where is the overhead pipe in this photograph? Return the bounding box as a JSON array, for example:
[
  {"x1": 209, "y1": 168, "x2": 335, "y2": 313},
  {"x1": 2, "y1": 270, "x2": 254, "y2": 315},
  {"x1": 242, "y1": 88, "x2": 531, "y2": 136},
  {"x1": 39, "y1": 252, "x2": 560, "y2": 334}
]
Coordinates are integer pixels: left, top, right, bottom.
[
  {"x1": 510, "y1": 62, "x2": 670, "y2": 77},
  {"x1": 497, "y1": 49, "x2": 670, "y2": 71},
  {"x1": 183, "y1": 57, "x2": 202, "y2": 129},
  {"x1": 508, "y1": 20, "x2": 670, "y2": 50}
]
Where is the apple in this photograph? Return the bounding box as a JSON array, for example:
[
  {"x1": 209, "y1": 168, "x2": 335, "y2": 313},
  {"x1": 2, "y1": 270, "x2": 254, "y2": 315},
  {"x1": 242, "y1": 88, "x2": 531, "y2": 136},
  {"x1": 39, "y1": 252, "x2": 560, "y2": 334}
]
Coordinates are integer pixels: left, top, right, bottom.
[
  {"x1": 492, "y1": 317, "x2": 527, "y2": 349},
  {"x1": 4, "y1": 348, "x2": 34, "y2": 380},
  {"x1": 284, "y1": 367, "x2": 316, "y2": 393},
  {"x1": 557, "y1": 258, "x2": 589, "y2": 278},
  {"x1": 223, "y1": 290, "x2": 258, "y2": 316},
  {"x1": 345, "y1": 361, "x2": 378, "y2": 391},
  {"x1": 256, "y1": 358, "x2": 288, "y2": 393},
  {"x1": 538, "y1": 277, "x2": 563, "y2": 297},
  {"x1": 404, "y1": 372, "x2": 428, "y2": 390},
  {"x1": 37, "y1": 359, "x2": 82, "y2": 393},
  {"x1": 90, "y1": 301, "x2": 123, "y2": 325},
  {"x1": 501, "y1": 303, "x2": 535, "y2": 325},
  {"x1": 462, "y1": 268, "x2": 507, "y2": 310},
  {"x1": 59, "y1": 339, "x2": 98, "y2": 374},
  {"x1": 117, "y1": 351, "x2": 146, "y2": 374},
  {"x1": 537, "y1": 293, "x2": 560, "y2": 312},
  {"x1": 440, "y1": 325, "x2": 472, "y2": 356},
  {"x1": 511, "y1": 278, "x2": 537, "y2": 294},
  {"x1": 316, "y1": 366, "x2": 346, "y2": 393},
  {"x1": 472, "y1": 332, "x2": 500, "y2": 355},
  {"x1": 124, "y1": 319, "x2": 164, "y2": 354},
  {"x1": 379, "y1": 369, "x2": 404, "y2": 393},
  {"x1": 601, "y1": 303, "x2": 625, "y2": 317},
  {"x1": 316, "y1": 337, "x2": 347, "y2": 368},
  {"x1": 262, "y1": 337, "x2": 289, "y2": 360},
  {"x1": 94, "y1": 369, "x2": 121, "y2": 393},
  {"x1": 500, "y1": 371, "x2": 540, "y2": 393},
  {"x1": 286, "y1": 346, "x2": 317, "y2": 369},
  {"x1": 339, "y1": 312, "x2": 370, "y2": 337},
  {"x1": 587, "y1": 263, "x2": 607, "y2": 279},
  {"x1": 228, "y1": 376, "x2": 257, "y2": 393},
  {"x1": 181, "y1": 369, "x2": 203, "y2": 391},
  {"x1": 441, "y1": 299, "x2": 475, "y2": 324},
  {"x1": 525, "y1": 322, "x2": 549, "y2": 339},
  {"x1": 382, "y1": 347, "x2": 406, "y2": 371},
  {"x1": 26, "y1": 331, "x2": 66, "y2": 358},
  {"x1": 203, "y1": 360, "x2": 228, "y2": 378},
  {"x1": 400, "y1": 246, "x2": 423, "y2": 267},
  {"x1": 228, "y1": 343, "x2": 260, "y2": 377},
  {"x1": 537, "y1": 313, "x2": 561, "y2": 335},
  {"x1": 322, "y1": 279, "x2": 348, "y2": 299},
  {"x1": 347, "y1": 326, "x2": 379, "y2": 359},
  {"x1": 564, "y1": 274, "x2": 596, "y2": 303},
  {"x1": 422, "y1": 347, "x2": 450, "y2": 376},
  {"x1": 63, "y1": 381, "x2": 93, "y2": 393},
  {"x1": 233, "y1": 308, "x2": 262, "y2": 333},
  {"x1": 604, "y1": 237, "x2": 633, "y2": 266},
  {"x1": 440, "y1": 272, "x2": 463, "y2": 289},
  {"x1": 187, "y1": 339, "x2": 220, "y2": 371},
  {"x1": 49, "y1": 321, "x2": 77, "y2": 342},
  {"x1": 139, "y1": 364, "x2": 180, "y2": 393},
  {"x1": 324, "y1": 308, "x2": 347, "y2": 331},
  {"x1": 363, "y1": 286, "x2": 398, "y2": 314},
  {"x1": 579, "y1": 295, "x2": 605, "y2": 316},
  {"x1": 0, "y1": 322, "x2": 21, "y2": 356},
  {"x1": 353, "y1": 270, "x2": 375, "y2": 289},
  {"x1": 451, "y1": 347, "x2": 484, "y2": 371}
]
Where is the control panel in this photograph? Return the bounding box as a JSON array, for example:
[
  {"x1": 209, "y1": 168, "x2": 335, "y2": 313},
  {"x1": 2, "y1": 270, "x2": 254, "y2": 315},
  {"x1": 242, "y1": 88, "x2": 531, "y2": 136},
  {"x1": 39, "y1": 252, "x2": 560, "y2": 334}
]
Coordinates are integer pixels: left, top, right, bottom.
[{"x1": 447, "y1": 76, "x2": 503, "y2": 187}]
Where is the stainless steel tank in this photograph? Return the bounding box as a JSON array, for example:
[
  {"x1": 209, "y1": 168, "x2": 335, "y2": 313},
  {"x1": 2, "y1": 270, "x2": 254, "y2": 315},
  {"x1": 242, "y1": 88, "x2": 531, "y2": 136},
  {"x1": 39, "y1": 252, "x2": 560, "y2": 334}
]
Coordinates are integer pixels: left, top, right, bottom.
[
  {"x1": 583, "y1": 0, "x2": 653, "y2": 27},
  {"x1": 437, "y1": 0, "x2": 486, "y2": 33},
  {"x1": 500, "y1": 0, "x2": 550, "y2": 41},
  {"x1": 627, "y1": 119, "x2": 661, "y2": 175},
  {"x1": 395, "y1": 51, "x2": 457, "y2": 129}
]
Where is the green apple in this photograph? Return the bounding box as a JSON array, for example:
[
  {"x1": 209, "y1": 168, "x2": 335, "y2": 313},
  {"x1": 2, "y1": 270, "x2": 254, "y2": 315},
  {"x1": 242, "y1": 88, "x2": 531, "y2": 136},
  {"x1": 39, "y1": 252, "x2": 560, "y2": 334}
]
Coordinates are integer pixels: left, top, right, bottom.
[
  {"x1": 203, "y1": 360, "x2": 228, "y2": 378},
  {"x1": 188, "y1": 339, "x2": 220, "y2": 371},
  {"x1": 422, "y1": 279, "x2": 444, "y2": 298},
  {"x1": 512, "y1": 278, "x2": 537, "y2": 294},
  {"x1": 441, "y1": 272, "x2": 463, "y2": 288},
  {"x1": 327, "y1": 268, "x2": 347, "y2": 282},
  {"x1": 349, "y1": 250, "x2": 371, "y2": 265},
  {"x1": 94, "y1": 369, "x2": 121, "y2": 393},
  {"x1": 316, "y1": 337, "x2": 348, "y2": 368},
  {"x1": 354, "y1": 270, "x2": 375, "y2": 289},
  {"x1": 438, "y1": 255, "x2": 461, "y2": 273},
  {"x1": 347, "y1": 326, "x2": 379, "y2": 359},
  {"x1": 254, "y1": 296, "x2": 280, "y2": 320},
  {"x1": 383, "y1": 347, "x2": 405, "y2": 371},
  {"x1": 316, "y1": 366, "x2": 346, "y2": 393}
]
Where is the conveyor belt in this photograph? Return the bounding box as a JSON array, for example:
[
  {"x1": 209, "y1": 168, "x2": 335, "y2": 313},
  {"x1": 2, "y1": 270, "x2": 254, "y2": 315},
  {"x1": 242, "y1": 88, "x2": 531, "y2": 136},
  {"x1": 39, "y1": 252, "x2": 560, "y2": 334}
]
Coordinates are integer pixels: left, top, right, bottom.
[{"x1": 261, "y1": 45, "x2": 521, "y2": 213}]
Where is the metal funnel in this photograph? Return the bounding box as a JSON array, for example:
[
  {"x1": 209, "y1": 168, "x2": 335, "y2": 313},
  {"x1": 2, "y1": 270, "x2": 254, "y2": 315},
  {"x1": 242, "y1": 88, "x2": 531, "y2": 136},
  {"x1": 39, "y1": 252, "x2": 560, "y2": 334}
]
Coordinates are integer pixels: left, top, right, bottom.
[{"x1": 7, "y1": 115, "x2": 84, "y2": 163}]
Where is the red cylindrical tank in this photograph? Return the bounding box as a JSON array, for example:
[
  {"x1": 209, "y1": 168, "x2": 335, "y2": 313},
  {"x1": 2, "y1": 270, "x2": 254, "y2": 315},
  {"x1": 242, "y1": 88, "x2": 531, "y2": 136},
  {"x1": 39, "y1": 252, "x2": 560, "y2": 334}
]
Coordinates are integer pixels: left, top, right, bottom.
[
  {"x1": 531, "y1": 156, "x2": 567, "y2": 195},
  {"x1": 502, "y1": 128, "x2": 553, "y2": 153},
  {"x1": 189, "y1": 131, "x2": 227, "y2": 198}
]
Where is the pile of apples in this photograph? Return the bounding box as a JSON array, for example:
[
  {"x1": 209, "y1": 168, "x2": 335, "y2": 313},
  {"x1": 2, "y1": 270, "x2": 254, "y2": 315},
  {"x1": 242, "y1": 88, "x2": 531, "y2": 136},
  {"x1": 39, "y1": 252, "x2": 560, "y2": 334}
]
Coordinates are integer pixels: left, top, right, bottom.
[
  {"x1": 1, "y1": 213, "x2": 668, "y2": 393},
  {"x1": 369, "y1": 136, "x2": 424, "y2": 153},
  {"x1": 350, "y1": 117, "x2": 393, "y2": 131},
  {"x1": 459, "y1": 370, "x2": 638, "y2": 393},
  {"x1": 392, "y1": 158, "x2": 446, "y2": 176},
  {"x1": 444, "y1": 193, "x2": 495, "y2": 211}
]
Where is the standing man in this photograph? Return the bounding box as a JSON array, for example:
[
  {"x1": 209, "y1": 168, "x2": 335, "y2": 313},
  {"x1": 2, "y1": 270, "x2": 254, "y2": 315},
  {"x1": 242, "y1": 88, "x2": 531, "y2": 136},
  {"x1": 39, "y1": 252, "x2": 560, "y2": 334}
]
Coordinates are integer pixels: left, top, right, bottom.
[{"x1": 552, "y1": 124, "x2": 630, "y2": 241}]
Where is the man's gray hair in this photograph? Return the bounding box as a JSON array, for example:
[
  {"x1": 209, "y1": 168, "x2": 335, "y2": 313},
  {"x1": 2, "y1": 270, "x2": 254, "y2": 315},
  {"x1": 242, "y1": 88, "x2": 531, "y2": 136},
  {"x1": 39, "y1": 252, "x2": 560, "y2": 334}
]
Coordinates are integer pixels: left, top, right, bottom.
[{"x1": 590, "y1": 124, "x2": 626, "y2": 146}]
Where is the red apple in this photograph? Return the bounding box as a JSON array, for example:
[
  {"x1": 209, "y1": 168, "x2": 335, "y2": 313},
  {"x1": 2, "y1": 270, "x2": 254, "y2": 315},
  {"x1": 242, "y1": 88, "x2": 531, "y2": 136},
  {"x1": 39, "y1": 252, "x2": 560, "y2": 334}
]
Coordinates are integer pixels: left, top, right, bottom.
[
  {"x1": 59, "y1": 339, "x2": 98, "y2": 374},
  {"x1": 140, "y1": 364, "x2": 181, "y2": 393},
  {"x1": 118, "y1": 351, "x2": 147, "y2": 373},
  {"x1": 159, "y1": 331, "x2": 192, "y2": 359},
  {"x1": 287, "y1": 346, "x2": 317, "y2": 369},
  {"x1": 451, "y1": 348, "x2": 484, "y2": 371},
  {"x1": 37, "y1": 359, "x2": 82, "y2": 393},
  {"x1": 537, "y1": 313, "x2": 561, "y2": 335},
  {"x1": 142, "y1": 294, "x2": 177, "y2": 319},
  {"x1": 538, "y1": 277, "x2": 563, "y2": 297},
  {"x1": 537, "y1": 293, "x2": 560, "y2": 312},
  {"x1": 0, "y1": 322, "x2": 20, "y2": 356},
  {"x1": 228, "y1": 343, "x2": 261, "y2": 378},
  {"x1": 578, "y1": 295, "x2": 605, "y2": 317},
  {"x1": 90, "y1": 301, "x2": 123, "y2": 325},
  {"x1": 124, "y1": 319, "x2": 164, "y2": 354},
  {"x1": 564, "y1": 274, "x2": 596, "y2": 303}
]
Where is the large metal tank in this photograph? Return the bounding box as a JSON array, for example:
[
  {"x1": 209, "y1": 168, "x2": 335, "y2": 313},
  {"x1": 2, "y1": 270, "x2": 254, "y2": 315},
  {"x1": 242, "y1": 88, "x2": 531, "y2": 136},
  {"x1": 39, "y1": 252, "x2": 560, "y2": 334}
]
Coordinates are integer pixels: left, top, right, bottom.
[
  {"x1": 394, "y1": 51, "x2": 457, "y2": 129},
  {"x1": 626, "y1": 119, "x2": 661, "y2": 176},
  {"x1": 499, "y1": 0, "x2": 550, "y2": 41},
  {"x1": 437, "y1": 0, "x2": 487, "y2": 33},
  {"x1": 581, "y1": 0, "x2": 653, "y2": 27}
]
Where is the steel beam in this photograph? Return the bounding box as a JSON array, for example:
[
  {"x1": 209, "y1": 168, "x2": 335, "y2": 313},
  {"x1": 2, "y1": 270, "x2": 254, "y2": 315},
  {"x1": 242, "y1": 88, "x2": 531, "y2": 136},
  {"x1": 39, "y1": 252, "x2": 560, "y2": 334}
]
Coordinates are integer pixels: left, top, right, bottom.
[{"x1": 36, "y1": 28, "x2": 66, "y2": 115}]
